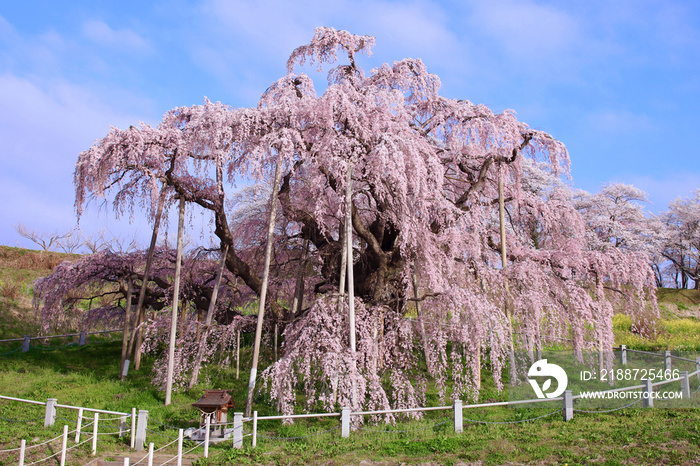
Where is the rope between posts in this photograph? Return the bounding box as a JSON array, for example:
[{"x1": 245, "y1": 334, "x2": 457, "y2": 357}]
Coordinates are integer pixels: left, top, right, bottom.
[
  {"x1": 256, "y1": 425, "x2": 342, "y2": 440},
  {"x1": 98, "y1": 415, "x2": 131, "y2": 422},
  {"x1": 21, "y1": 436, "x2": 92, "y2": 465},
  {"x1": 573, "y1": 399, "x2": 642, "y2": 413},
  {"x1": 96, "y1": 429, "x2": 130, "y2": 435},
  {"x1": 21, "y1": 431, "x2": 66, "y2": 450},
  {"x1": 181, "y1": 441, "x2": 204, "y2": 456},
  {"x1": 30, "y1": 342, "x2": 76, "y2": 351},
  {"x1": 0, "y1": 415, "x2": 44, "y2": 423},
  {"x1": 148, "y1": 418, "x2": 187, "y2": 430},
  {"x1": 152, "y1": 436, "x2": 179, "y2": 453},
  {"x1": 146, "y1": 427, "x2": 179, "y2": 440},
  {"x1": 0, "y1": 347, "x2": 22, "y2": 356},
  {"x1": 463, "y1": 409, "x2": 562, "y2": 425},
  {"x1": 358, "y1": 419, "x2": 451, "y2": 434}
]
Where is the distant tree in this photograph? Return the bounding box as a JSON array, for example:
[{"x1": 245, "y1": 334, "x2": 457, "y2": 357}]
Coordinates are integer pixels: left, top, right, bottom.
[
  {"x1": 15, "y1": 223, "x2": 74, "y2": 252},
  {"x1": 660, "y1": 190, "x2": 700, "y2": 289},
  {"x1": 71, "y1": 27, "x2": 656, "y2": 413},
  {"x1": 574, "y1": 184, "x2": 653, "y2": 251}
]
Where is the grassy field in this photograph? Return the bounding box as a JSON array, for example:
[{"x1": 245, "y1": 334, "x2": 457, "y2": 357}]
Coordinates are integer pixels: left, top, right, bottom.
[{"x1": 1, "y1": 245, "x2": 700, "y2": 465}]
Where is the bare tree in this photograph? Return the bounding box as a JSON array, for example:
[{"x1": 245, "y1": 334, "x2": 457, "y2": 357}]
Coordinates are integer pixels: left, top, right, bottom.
[{"x1": 15, "y1": 223, "x2": 73, "y2": 252}]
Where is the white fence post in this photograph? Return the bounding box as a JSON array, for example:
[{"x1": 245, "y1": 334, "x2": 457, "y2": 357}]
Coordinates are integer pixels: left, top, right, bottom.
[
  {"x1": 252, "y1": 411, "x2": 258, "y2": 448},
  {"x1": 204, "y1": 414, "x2": 211, "y2": 458},
  {"x1": 123, "y1": 458, "x2": 129, "y2": 466},
  {"x1": 130, "y1": 408, "x2": 136, "y2": 449},
  {"x1": 18, "y1": 439, "x2": 26, "y2": 466},
  {"x1": 681, "y1": 371, "x2": 690, "y2": 399},
  {"x1": 177, "y1": 429, "x2": 183, "y2": 466},
  {"x1": 92, "y1": 412, "x2": 99, "y2": 455},
  {"x1": 643, "y1": 379, "x2": 654, "y2": 408},
  {"x1": 620, "y1": 345, "x2": 627, "y2": 365},
  {"x1": 341, "y1": 407, "x2": 350, "y2": 438},
  {"x1": 60, "y1": 425, "x2": 68, "y2": 466},
  {"x1": 665, "y1": 351, "x2": 672, "y2": 373},
  {"x1": 22, "y1": 335, "x2": 30, "y2": 352},
  {"x1": 135, "y1": 410, "x2": 148, "y2": 451},
  {"x1": 44, "y1": 398, "x2": 57, "y2": 427},
  {"x1": 696, "y1": 357, "x2": 700, "y2": 383},
  {"x1": 147, "y1": 442, "x2": 154, "y2": 466},
  {"x1": 563, "y1": 390, "x2": 573, "y2": 421},
  {"x1": 75, "y1": 408, "x2": 83, "y2": 443},
  {"x1": 233, "y1": 412, "x2": 243, "y2": 449},
  {"x1": 79, "y1": 331, "x2": 87, "y2": 346},
  {"x1": 453, "y1": 399, "x2": 463, "y2": 433}
]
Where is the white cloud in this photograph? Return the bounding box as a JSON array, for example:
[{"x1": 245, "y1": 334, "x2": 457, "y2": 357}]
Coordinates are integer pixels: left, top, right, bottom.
[
  {"x1": 587, "y1": 109, "x2": 654, "y2": 134},
  {"x1": 609, "y1": 172, "x2": 700, "y2": 213},
  {"x1": 194, "y1": 0, "x2": 461, "y2": 101},
  {"x1": 82, "y1": 20, "x2": 152, "y2": 53},
  {"x1": 0, "y1": 73, "x2": 155, "y2": 246},
  {"x1": 467, "y1": 0, "x2": 580, "y2": 60}
]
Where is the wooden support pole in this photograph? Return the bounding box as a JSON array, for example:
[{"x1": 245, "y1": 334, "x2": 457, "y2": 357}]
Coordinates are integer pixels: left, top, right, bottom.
[
  {"x1": 245, "y1": 157, "x2": 283, "y2": 417},
  {"x1": 346, "y1": 163, "x2": 356, "y2": 353},
  {"x1": 236, "y1": 330, "x2": 240, "y2": 380},
  {"x1": 130, "y1": 188, "x2": 166, "y2": 372},
  {"x1": 189, "y1": 245, "x2": 229, "y2": 389},
  {"x1": 165, "y1": 197, "x2": 186, "y2": 406},
  {"x1": 120, "y1": 281, "x2": 133, "y2": 375},
  {"x1": 499, "y1": 167, "x2": 517, "y2": 385}
]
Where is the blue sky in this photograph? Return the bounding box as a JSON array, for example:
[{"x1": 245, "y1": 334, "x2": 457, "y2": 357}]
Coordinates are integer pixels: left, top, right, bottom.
[{"x1": 2, "y1": 0, "x2": 700, "y2": 249}]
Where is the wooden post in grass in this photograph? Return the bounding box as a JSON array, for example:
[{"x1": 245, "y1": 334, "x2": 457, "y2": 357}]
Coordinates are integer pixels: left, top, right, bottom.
[
  {"x1": 165, "y1": 197, "x2": 186, "y2": 406},
  {"x1": 233, "y1": 412, "x2": 243, "y2": 449},
  {"x1": 135, "y1": 410, "x2": 148, "y2": 451},
  {"x1": 453, "y1": 399, "x2": 463, "y2": 433},
  {"x1": 45, "y1": 398, "x2": 57, "y2": 427},
  {"x1": 563, "y1": 390, "x2": 573, "y2": 421}
]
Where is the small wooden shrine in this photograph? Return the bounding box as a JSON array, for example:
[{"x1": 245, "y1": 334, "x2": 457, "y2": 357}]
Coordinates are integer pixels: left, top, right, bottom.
[{"x1": 192, "y1": 389, "x2": 234, "y2": 438}]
